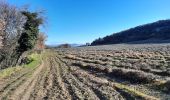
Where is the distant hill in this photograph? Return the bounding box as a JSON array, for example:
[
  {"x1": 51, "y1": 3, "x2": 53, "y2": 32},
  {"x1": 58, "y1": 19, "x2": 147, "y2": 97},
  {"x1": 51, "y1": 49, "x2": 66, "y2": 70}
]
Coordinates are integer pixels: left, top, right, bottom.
[
  {"x1": 56, "y1": 44, "x2": 72, "y2": 48},
  {"x1": 46, "y1": 43, "x2": 83, "y2": 49},
  {"x1": 91, "y1": 20, "x2": 170, "y2": 45}
]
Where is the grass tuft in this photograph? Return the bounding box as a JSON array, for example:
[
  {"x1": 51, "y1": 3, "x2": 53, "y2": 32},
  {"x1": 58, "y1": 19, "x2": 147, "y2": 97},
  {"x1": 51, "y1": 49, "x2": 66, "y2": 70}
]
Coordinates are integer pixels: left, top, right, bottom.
[
  {"x1": 24, "y1": 53, "x2": 42, "y2": 68},
  {"x1": 0, "y1": 66, "x2": 22, "y2": 79}
]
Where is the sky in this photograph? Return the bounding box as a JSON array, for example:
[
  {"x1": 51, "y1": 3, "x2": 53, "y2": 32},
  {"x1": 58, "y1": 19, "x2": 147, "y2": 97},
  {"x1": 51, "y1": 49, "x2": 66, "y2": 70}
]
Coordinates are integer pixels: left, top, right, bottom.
[{"x1": 7, "y1": 0, "x2": 170, "y2": 45}]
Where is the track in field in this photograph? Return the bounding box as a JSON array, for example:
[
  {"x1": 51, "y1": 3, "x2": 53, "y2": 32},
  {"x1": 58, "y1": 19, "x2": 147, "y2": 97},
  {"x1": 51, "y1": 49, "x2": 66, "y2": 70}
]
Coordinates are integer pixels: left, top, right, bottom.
[{"x1": 0, "y1": 50, "x2": 169, "y2": 100}]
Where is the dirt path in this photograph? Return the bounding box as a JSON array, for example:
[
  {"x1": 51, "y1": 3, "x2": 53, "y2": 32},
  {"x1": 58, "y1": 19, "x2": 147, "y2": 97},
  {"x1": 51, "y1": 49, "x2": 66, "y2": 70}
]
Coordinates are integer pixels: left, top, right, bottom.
[
  {"x1": 0, "y1": 51, "x2": 161, "y2": 100},
  {"x1": 9, "y1": 61, "x2": 45, "y2": 100}
]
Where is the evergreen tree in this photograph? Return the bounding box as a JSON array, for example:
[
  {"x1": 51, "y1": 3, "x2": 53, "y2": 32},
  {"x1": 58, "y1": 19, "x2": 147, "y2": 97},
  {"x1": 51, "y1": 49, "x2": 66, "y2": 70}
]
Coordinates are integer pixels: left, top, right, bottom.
[{"x1": 18, "y1": 11, "x2": 43, "y2": 53}]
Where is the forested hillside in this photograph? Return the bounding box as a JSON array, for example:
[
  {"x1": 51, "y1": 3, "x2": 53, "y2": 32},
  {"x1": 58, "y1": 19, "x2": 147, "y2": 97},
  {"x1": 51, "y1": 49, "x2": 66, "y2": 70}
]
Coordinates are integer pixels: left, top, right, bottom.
[{"x1": 91, "y1": 20, "x2": 170, "y2": 45}]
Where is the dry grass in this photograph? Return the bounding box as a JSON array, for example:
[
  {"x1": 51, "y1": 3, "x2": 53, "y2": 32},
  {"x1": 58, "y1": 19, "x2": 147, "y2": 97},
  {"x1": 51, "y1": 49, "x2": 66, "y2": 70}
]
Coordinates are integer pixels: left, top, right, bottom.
[
  {"x1": 111, "y1": 68, "x2": 156, "y2": 83},
  {"x1": 112, "y1": 82, "x2": 159, "y2": 100},
  {"x1": 72, "y1": 61, "x2": 156, "y2": 83},
  {"x1": 56, "y1": 44, "x2": 170, "y2": 99}
]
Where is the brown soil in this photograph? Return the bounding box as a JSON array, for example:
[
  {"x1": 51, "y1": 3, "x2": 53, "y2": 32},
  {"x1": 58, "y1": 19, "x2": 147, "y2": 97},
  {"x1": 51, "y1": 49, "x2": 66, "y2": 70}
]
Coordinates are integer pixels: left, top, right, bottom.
[{"x1": 0, "y1": 49, "x2": 169, "y2": 100}]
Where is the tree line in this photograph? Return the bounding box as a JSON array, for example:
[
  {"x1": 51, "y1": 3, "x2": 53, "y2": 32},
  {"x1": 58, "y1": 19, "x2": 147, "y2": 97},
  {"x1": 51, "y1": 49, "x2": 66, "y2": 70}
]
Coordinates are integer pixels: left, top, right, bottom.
[
  {"x1": 91, "y1": 20, "x2": 170, "y2": 45},
  {"x1": 0, "y1": 1, "x2": 47, "y2": 69}
]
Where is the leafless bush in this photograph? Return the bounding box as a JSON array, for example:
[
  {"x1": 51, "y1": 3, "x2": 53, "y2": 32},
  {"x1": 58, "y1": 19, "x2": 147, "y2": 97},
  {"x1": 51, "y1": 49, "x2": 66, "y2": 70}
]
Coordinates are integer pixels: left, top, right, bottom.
[{"x1": 35, "y1": 32, "x2": 47, "y2": 52}]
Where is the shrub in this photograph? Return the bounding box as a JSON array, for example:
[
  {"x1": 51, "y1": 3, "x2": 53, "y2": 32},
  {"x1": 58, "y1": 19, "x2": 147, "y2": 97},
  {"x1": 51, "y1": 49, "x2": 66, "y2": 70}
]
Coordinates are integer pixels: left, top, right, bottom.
[{"x1": 20, "y1": 57, "x2": 33, "y2": 65}]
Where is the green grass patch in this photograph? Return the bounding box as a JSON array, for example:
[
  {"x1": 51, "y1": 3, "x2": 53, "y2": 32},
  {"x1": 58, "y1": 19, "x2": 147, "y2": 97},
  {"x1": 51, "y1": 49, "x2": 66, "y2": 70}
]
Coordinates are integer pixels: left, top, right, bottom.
[
  {"x1": 0, "y1": 66, "x2": 22, "y2": 79},
  {"x1": 0, "y1": 53, "x2": 42, "y2": 79},
  {"x1": 24, "y1": 53, "x2": 42, "y2": 68}
]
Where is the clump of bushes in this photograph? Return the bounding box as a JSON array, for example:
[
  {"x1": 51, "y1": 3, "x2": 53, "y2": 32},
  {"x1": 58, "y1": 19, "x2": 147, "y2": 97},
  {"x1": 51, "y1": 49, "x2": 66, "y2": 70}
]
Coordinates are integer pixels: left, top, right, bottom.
[
  {"x1": 19, "y1": 56, "x2": 34, "y2": 65},
  {"x1": 0, "y1": 1, "x2": 45, "y2": 69}
]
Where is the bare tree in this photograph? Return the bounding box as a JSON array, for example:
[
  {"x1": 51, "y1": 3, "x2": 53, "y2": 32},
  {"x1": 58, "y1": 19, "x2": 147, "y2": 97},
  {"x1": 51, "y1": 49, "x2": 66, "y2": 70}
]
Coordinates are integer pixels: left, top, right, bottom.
[
  {"x1": 0, "y1": 1, "x2": 27, "y2": 69},
  {"x1": 0, "y1": 1, "x2": 26, "y2": 49},
  {"x1": 35, "y1": 32, "x2": 47, "y2": 52}
]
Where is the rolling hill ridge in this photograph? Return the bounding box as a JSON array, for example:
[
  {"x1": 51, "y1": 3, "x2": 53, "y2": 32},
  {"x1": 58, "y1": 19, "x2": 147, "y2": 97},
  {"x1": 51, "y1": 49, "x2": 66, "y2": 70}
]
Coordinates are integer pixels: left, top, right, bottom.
[{"x1": 91, "y1": 20, "x2": 170, "y2": 45}]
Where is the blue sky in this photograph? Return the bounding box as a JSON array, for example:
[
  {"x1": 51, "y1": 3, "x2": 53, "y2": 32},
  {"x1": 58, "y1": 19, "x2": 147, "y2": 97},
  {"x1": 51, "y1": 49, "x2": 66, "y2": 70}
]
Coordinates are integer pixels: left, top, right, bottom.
[{"x1": 8, "y1": 0, "x2": 170, "y2": 45}]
